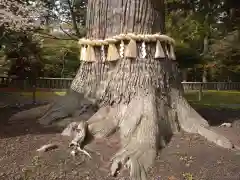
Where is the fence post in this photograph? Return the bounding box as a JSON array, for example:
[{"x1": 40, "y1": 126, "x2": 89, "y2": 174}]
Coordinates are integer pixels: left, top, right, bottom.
[
  {"x1": 31, "y1": 84, "x2": 35, "y2": 104},
  {"x1": 217, "y1": 82, "x2": 220, "y2": 91},
  {"x1": 198, "y1": 83, "x2": 203, "y2": 101}
]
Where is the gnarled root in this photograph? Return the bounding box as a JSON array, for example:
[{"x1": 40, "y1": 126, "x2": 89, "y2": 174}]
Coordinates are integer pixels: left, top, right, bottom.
[
  {"x1": 61, "y1": 121, "x2": 79, "y2": 137},
  {"x1": 110, "y1": 145, "x2": 156, "y2": 180},
  {"x1": 67, "y1": 105, "x2": 124, "y2": 158},
  {"x1": 37, "y1": 143, "x2": 59, "y2": 152},
  {"x1": 109, "y1": 92, "x2": 158, "y2": 180},
  {"x1": 172, "y1": 88, "x2": 235, "y2": 149},
  {"x1": 197, "y1": 126, "x2": 234, "y2": 149},
  {"x1": 38, "y1": 91, "x2": 86, "y2": 125},
  {"x1": 69, "y1": 105, "x2": 126, "y2": 149},
  {"x1": 86, "y1": 105, "x2": 127, "y2": 138},
  {"x1": 9, "y1": 103, "x2": 53, "y2": 121},
  {"x1": 9, "y1": 90, "x2": 94, "y2": 126}
]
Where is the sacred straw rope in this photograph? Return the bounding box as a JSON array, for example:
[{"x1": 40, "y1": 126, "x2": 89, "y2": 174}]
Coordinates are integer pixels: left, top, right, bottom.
[
  {"x1": 78, "y1": 33, "x2": 175, "y2": 46},
  {"x1": 78, "y1": 33, "x2": 176, "y2": 62}
]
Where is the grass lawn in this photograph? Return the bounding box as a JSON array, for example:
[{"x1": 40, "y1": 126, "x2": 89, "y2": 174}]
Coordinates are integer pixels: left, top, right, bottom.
[
  {"x1": 184, "y1": 90, "x2": 240, "y2": 109},
  {"x1": 1, "y1": 90, "x2": 240, "y2": 109},
  {"x1": 19, "y1": 91, "x2": 66, "y2": 97}
]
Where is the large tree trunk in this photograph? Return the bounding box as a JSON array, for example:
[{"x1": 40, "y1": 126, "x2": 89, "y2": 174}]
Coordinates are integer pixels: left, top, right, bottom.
[{"x1": 10, "y1": 0, "x2": 237, "y2": 179}]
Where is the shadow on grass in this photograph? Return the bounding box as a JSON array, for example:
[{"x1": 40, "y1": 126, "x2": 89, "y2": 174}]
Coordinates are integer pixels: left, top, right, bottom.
[
  {"x1": 185, "y1": 91, "x2": 240, "y2": 126},
  {"x1": 0, "y1": 90, "x2": 96, "y2": 139},
  {"x1": 185, "y1": 90, "x2": 240, "y2": 106},
  {"x1": 0, "y1": 103, "x2": 63, "y2": 138},
  {"x1": 1, "y1": 90, "x2": 240, "y2": 138},
  {"x1": 0, "y1": 91, "x2": 66, "y2": 138},
  {"x1": 193, "y1": 106, "x2": 240, "y2": 126}
]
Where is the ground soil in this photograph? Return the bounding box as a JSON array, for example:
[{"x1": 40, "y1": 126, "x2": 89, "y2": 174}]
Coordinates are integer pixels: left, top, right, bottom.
[{"x1": 0, "y1": 96, "x2": 240, "y2": 180}]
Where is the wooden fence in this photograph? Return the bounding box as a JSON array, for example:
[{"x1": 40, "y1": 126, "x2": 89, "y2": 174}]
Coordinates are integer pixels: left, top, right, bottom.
[
  {"x1": 0, "y1": 77, "x2": 72, "y2": 90},
  {"x1": 1, "y1": 77, "x2": 240, "y2": 91},
  {"x1": 181, "y1": 82, "x2": 240, "y2": 91}
]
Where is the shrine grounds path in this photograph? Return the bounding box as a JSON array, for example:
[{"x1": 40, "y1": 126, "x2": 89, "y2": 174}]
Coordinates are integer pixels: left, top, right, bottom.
[{"x1": 0, "y1": 91, "x2": 239, "y2": 180}]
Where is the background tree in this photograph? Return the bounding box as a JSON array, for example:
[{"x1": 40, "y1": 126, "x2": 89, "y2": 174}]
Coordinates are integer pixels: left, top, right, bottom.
[
  {"x1": 209, "y1": 30, "x2": 240, "y2": 81},
  {"x1": 41, "y1": 38, "x2": 79, "y2": 77},
  {"x1": 0, "y1": 0, "x2": 45, "y2": 77},
  {"x1": 38, "y1": 0, "x2": 87, "y2": 39},
  {"x1": 0, "y1": 0, "x2": 46, "y2": 31},
  {"x1": 1, "y1": 0, "x2": 239, "y2": 81},
  {"x1": 1, "y1": 31, "x2": 43, "y2": 78},
  {"x1": 165, "y1": 0, "x2": 240, "y2": 82},
  {"x1": 0, "y1": 0, "x2": 85, "y2": 78}
]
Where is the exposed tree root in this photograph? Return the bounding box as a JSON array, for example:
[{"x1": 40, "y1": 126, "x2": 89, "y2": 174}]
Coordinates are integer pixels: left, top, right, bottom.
[
  {"x1": 67, "y1": 86, "x2": 239, "y2": 180},
  {"x1": 72, "y1": 146, "x2": 92, "y2": 158},
  {"x1": 10, "y1": 62, "x2": 238, "y2": 180},
  {"x1": 172, "y1": 88, "x2": 235, "y2": 149},
  {"x1": 9, "y1": 103, "x2": 53, "y2": 122},
  {"x1": 61, "y1": 121, "x2": 79, "y2": 137},
  {"x1": 70, "y1": 90, "x2": 159, "y2": 180},
  {"x1": 197, "y1": 126, "x2": 234, "y2": 149},
  {"x1": 9, "y1": 90, "x2": 96, "y2": 126},
  {"x1": 88, "y1": 105, "x2": 127, "y2": 138},
  {"x1": 109, "y1": 92, "x2": 158, "y2": 180},
  {"x1": 38, "y1": 90, "x2": 90, "y2": 125},
  {"x1": 219, "y1": 123, "x2": 232, "y2": 128},
  {"x1": 36, "y1": 143, "x2": 59, "y2": 152}
]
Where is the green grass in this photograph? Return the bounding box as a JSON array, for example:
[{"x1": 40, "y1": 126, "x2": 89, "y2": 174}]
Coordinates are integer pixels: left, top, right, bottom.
[
  {"x1": 1, "y1": 90, "x2": 240, "y2": 110},
  {"x1": 20, "y1": 91, "x2": 66, "y2": 97},
  {"x1": 184, "y1": 90, "x2": 240, "y2": 109}
]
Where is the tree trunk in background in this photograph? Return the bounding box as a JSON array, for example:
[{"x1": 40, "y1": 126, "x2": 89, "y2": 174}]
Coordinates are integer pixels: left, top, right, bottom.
[
  {"x1": 182, "y1": 69, "x2": 188, "y2": 82},
  {"x1": 10, "y1": 0, "x2": 237, "y2": 179},
  {"x1": 202, "y1": 67, "x2": 207, "y2": 82},
  {"x1": 66, "y1": 0, "x2": 81, "y2": 37},
  {"x1": 202, "y1": 36, "x2": 209, "y2": 82}
]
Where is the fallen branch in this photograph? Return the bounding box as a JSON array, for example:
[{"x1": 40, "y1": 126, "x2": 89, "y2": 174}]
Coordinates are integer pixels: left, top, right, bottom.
[
  {"x1": 219, "y1": 123, "x2": 232, "y2": 128},
  {"x1": 36, "y1": 143, "x2": 59, "y2": 152},
  {"x1": 76, "y1": 146, "x2": 92, "y2": 158}
]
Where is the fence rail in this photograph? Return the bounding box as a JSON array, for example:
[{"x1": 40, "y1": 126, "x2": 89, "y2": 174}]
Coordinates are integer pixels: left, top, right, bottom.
[
  {"x1": 0, "y1": 77, "x2": 73, "y2": 90},
  {"x1": 1, "y1": 77, "x2": 240, "y2": 91},
  {"x1": 182, "y1": 82, "x2": 240, "y2": 91}
]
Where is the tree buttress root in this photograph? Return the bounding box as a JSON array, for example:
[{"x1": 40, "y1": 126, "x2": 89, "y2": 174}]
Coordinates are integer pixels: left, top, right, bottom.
[
  {"x1": 71, "y1": 91, "x2": 159, "y2": 180},
  {"x1": 9, "y1": 90, "x2": 96, "y2": 126}
]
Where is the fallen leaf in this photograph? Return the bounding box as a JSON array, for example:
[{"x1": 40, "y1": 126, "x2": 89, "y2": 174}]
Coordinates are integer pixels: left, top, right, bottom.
[{"x1": 168, "y1": 175, "x2": 178, "y2": 180}]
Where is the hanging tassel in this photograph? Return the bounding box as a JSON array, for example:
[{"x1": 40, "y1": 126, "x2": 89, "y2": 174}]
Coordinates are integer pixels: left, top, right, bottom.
[
  {"x1": 107, "y1": 43, "x2": 120, "y2": 61},
  {"x1": 141, "y1": 41, "x2": 147, "y2": 58},
  {"x1": 154, "y1": 40, "x2": 165, "y2": 58},
  {"x1": 169, "y1": 44, "x2": 176, "y2": 60},
  {"x1": 166, "y1": 44, "x2": 170, "y2": 58},
  {"x1": 101, "y1": 45, "x2": 106, "y2": 62},
  {"x1": 80, "y1": 46, "x2": 87, "y2": 61},
  {"x1": 85, "y1": 45, "x2": 96, "y2": 62},
  {"x1": 125, "y1": 39, "x2": 137, "y2": 58},
  {"x1": 119, "y1": 40, "x2": 125, "y2": 58}
]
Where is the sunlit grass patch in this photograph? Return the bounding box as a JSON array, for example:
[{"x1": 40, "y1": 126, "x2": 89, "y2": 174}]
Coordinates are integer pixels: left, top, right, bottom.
[
  {"x1": 19, "y1": 91, "x2": 66, "y2": 97},
  {"x1": 184, "y1": 90, "x2": 240, "y2": 109}
]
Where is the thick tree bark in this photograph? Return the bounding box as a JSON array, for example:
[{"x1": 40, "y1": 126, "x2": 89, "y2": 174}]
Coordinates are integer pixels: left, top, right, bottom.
[
  {"x1": 85, "y1": 0, "x2": 164, "y2": 38},
  {"x1": 70, "y1": 0, "x2": 236, "y2": 178},
  {"x1": 10, "y1": 0, "x2": 238, "y2": 179}
]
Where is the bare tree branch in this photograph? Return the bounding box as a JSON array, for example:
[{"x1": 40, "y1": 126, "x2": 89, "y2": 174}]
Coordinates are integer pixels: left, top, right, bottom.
[
  {"x1": 37, "y1": 30, "x2": 77, "y2": 41},
  {"x1": 59, "y1": 25, "x2": 78, "y2": 40},
  {"x1": 66, "y1": 0, "x2": 81, "y2": 37}
]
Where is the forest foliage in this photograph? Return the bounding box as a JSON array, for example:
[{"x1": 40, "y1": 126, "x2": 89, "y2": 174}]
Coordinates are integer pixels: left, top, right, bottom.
[{"x1": 0, "y1": 0, "x2": 239, "y2": 81}]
